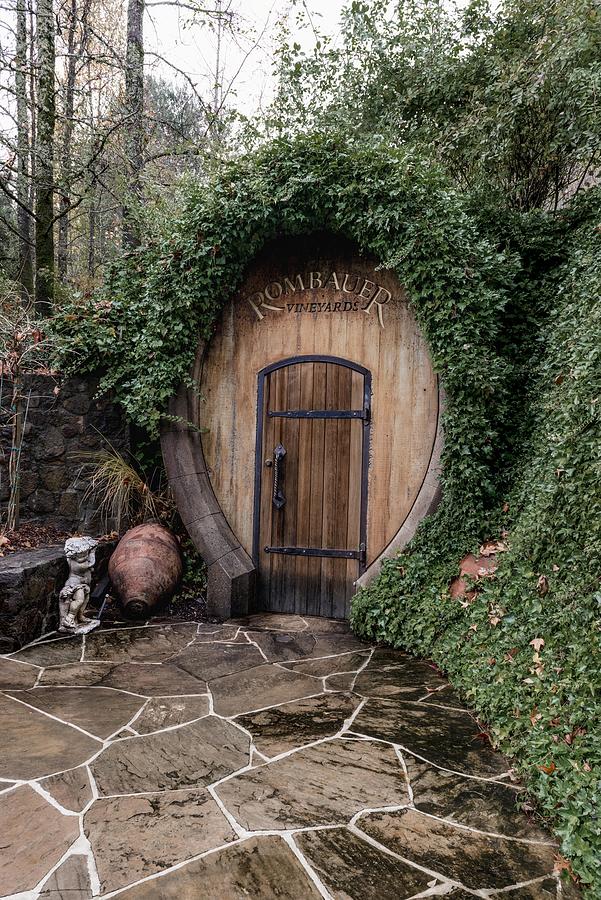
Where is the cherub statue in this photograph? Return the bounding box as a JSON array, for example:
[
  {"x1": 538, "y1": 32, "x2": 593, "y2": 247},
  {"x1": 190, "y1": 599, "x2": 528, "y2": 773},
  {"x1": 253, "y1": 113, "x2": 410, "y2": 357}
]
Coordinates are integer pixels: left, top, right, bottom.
[{"x1": 58, "y1": 536, "x2": 101, "y2": 635}]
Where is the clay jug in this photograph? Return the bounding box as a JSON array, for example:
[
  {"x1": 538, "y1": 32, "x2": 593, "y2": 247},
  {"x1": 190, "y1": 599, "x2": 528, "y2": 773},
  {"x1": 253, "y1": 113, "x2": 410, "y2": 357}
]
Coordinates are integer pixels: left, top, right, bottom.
[{"x1": 108, "y1": 524, "x2": 183, "y2": 618}]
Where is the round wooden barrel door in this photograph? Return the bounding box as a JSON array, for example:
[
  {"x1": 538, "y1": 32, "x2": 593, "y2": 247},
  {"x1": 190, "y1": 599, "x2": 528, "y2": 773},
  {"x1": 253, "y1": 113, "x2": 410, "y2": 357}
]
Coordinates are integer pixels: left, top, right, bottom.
[
  {"x1": 190, "y1": 234, "x2": 442, "y2": 619},
  {"x1": 253, "y1": 357, "x2": 370, "y2": 618}
]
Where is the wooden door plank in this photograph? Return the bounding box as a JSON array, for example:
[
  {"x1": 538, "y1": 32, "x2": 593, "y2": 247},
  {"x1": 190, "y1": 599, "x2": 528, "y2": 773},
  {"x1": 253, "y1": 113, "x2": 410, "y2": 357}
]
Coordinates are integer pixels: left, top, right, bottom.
[
  {"x1": 268, "y1": 366, "x2": 288, "y2": 611},
  {"x1": 345, "y1": 370, "x2": 364, "y2": 611},
  {"x1": 280, "y1": 363, "x2": 301, "y2": 612},
  {"x1": 258, "y1": 371, "x2": 274, "y2": 607},
  {"x1": 320, "y1": 363, "x2": 340, "y2": 618},
  {"x1": 306, "y1": 362, "x2": 326, "y2": 616},
  {"x1": 294, "y1": 363, "x2": 315, "y2": 615}
]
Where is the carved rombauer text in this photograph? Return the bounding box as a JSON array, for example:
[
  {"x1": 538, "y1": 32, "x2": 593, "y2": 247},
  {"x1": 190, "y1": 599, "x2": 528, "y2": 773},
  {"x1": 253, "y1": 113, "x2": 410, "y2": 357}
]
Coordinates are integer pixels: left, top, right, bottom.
[{"x1": 246, "y1": 271, "x2": 393, "y2": 327}]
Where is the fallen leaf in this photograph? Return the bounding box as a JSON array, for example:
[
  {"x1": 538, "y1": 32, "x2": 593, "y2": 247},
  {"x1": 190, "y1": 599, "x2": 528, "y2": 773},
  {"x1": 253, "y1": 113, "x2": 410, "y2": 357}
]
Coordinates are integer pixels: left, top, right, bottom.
[
  {"x1": 537, "y1": 574, "x2": 549, "y2": 596},
  {"x1": 479, "y1": 539, "x2": 509, "y2": 556},
  {"x1": 539, "y1": 761, "x2": 556, "y2": 774},
  {"x1": 530, "y1": 637, "x2": 545, "y2": 652},
  {"x1": 530, "y1": 707, "x2": 542, "y2": 726}
]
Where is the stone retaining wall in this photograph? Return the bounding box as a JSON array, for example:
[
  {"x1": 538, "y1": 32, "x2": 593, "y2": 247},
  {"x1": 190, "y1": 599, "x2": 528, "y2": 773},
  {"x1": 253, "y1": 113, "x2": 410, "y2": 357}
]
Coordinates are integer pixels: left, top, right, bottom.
[{"x1": 0, "y1": 374, "x2": 128, "y2": 529}]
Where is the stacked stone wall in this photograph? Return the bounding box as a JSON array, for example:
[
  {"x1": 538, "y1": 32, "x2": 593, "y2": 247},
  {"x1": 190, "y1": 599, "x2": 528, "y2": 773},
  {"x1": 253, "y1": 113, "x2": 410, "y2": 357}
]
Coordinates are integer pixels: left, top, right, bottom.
[{"x1": 0, "y1": 374, "x2": 128, "y2": 530}]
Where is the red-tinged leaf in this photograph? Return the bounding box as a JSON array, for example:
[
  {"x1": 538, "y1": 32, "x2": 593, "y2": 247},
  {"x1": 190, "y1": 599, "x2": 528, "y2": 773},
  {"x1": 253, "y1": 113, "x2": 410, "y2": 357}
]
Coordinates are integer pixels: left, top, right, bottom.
[{"x1": 539, "y1": 762, "x2": 556, "y2": 774}]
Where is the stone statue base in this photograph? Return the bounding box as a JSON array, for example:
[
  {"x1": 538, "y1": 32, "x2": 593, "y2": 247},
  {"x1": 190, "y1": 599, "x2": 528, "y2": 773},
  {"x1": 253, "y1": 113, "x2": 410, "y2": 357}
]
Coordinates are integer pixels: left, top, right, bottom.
[{"x1": 58, "y1": 617, "x2": 100, "y2": 636}]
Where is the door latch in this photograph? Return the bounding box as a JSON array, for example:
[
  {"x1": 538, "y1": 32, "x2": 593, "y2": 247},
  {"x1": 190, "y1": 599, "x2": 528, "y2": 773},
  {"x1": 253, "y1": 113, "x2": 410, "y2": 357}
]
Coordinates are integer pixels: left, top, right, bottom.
[{"x1": 272, "y1": 443, "x2": 286, "y2": 509}]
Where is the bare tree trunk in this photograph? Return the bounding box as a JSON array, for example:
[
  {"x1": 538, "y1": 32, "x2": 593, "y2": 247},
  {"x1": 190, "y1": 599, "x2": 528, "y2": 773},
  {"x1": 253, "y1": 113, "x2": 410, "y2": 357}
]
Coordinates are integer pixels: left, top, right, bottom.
[
  {"x1": 34, "y1": 0, "x2": 56, "y2": 314},
  {"x1": 16, "y1": 0, "x2": 34, "y2": 300},
  {"x1": 122, "y1": 0, "x2": 144, "y2": 249},
  {"x1": 57, "y1": 0, "x2": 78, "y2": 280},
  {"x1": 29, "y1": 0, "x2": 37, "y2": 215},
  {"x1": 87, "y1": 187, "x2": 96, "y2": 277}
]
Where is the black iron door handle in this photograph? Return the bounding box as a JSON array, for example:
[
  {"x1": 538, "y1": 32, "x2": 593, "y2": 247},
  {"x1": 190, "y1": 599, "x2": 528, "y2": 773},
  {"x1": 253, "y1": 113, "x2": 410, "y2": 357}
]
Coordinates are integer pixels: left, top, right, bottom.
[{"x1": 272, "y1": 443, "x2": 286, "y2": 509}]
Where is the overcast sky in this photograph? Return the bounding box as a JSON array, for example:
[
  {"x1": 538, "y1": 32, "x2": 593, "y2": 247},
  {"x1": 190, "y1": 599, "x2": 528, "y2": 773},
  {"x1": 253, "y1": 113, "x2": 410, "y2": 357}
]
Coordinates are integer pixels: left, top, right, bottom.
[{"x1": 145, "y1": 1, "x2": 347, "y2": 114}]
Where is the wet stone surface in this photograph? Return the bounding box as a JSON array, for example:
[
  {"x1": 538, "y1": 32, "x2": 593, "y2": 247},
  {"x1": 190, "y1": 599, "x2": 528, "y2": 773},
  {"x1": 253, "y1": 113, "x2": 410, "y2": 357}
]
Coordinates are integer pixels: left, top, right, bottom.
[
  {"x1": 236, "y1": 692, "x2": 361, "y2": 757},
  {"x1": 0, "y1": 614, "x2": 572, "y2": 898},
  {"x1": 216, "y1": 738, "x2": 410, "y2": 829},
  {"x1": 352, "y1": 697, "x2": 510, "y2": 777},
  {"x1": 357, "y1": 807, "x2": 558, "y2": 891},
  {"x1": 295, "y1": 827, "x2": 433, "y2": 899}
]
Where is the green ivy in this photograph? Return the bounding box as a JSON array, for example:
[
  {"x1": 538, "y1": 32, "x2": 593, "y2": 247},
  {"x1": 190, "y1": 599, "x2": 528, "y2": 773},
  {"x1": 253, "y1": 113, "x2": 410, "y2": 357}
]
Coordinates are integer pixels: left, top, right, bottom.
[{"x1": 353, "y1": 193, "x2": 601, "y2": 892}]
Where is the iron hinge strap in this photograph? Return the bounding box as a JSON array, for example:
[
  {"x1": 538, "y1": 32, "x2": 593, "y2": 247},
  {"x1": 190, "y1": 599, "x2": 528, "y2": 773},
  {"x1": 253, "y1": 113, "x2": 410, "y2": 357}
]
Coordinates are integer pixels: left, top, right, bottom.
[
  {"x1": 268, "y1": 409, "x2": 368, "y2": 419},
  {"x1": 264, "y1": 546, "x2": 362, "y2": 560}
]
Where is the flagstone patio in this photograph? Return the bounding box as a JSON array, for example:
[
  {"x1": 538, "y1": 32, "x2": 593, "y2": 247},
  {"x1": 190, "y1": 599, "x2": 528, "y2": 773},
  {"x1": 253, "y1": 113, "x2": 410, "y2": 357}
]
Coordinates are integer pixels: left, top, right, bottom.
[{"x1": 0, "y1": 614, "x2": 576, "y2": 899}]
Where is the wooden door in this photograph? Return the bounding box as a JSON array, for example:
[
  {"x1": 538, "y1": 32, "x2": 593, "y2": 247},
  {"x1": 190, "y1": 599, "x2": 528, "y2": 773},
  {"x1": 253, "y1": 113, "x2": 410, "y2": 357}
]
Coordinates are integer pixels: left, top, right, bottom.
[{"x1": 253, "y1": 356, "x2": 370, "y2": 618}]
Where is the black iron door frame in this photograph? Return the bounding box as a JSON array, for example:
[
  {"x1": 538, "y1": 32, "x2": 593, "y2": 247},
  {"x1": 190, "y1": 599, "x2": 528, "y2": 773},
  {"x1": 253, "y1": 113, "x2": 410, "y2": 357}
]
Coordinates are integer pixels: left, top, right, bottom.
[{"x1": 252, "y1": 354, "x2": 372, "y2": 573}]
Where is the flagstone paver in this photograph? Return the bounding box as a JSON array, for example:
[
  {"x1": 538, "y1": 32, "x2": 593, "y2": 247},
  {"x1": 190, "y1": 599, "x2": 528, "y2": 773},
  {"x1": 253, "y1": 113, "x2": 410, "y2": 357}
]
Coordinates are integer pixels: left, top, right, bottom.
[
  {"x1": 40, "y1": 661, "x2": 117, "y2": 686},
  {"x1": 132, "y1": 695, "x2": 210, "y2": 734},
  {"x1": 236, "y1": 692, "x2": 361, "y2": 757},
  {"x1": 356, "y1": 807, "x2": 558, "y2": 891},
  {"x1": 11, "y1": 635, "x2": 83, "y2": 666},
  {"x1": 0, "y1": 613, "x2": 575, "y2": 899},
  {"x1": 405, "y1": 755, "x2": 550, "y2": 841},
  {"x1": 0, "y1": 692, "x2": 99, "y2": 780},
  {"x1": 84, "y1": 624, "x2": 197, "y2": 663},
  {"x1": 7, "y1": 686, "x2": 144, "y2": 739},
  {"x1": 0, "y1": 655, "x2": 39, "y2": 688},
  {"x1": 0, "y1": 785, "x2": 80, "y2": 895},
  {"x1": 100, "y1": 661, "x2": 207, "y2": 695},
  {"x1": 210, "y1": 663, "x2": 323, "y2": 716},
  {"x1": 117, "y1": 835, "x2": 324, "y2": 898},
  {"x1": 282, "y1": 650, "x2": 370, "y2": 677},
  {"x1": 40, "y1": 765, "x2": 93, "y2": 812},
  {"x1": 216, "y1": 738, "x2": 411, "y2": 829},
  {"x1": 352, "y1": 696, "x2": 510, "y2": 777},
  {"x1": 91, "y1": 716, "x2": 249, "y2": 795},
  {"x1": 84, "y1": 788, "x2": 236, "y2": 893},
  {"x1": 39, "y1": 854, "x2": 92, "y2": 899},
  {"x1": 353, "y1": 648, "x2": 445, "y2": 700},
  {"x1": 173, "y1": 641, "x2": 266, "y2": 680},
  {"x1": 294, "y1": 826, "x2": 434, "y2": 899},
  {"x1": 244, "y1": 629, "x2": 318, "y2": 661}
]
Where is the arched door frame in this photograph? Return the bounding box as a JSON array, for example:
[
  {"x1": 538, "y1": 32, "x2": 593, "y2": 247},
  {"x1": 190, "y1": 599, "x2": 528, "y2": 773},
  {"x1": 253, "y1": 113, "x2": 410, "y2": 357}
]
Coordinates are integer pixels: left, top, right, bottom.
[{"x1": 252, "y1": 355, "x2": 372, "y2": 592}]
